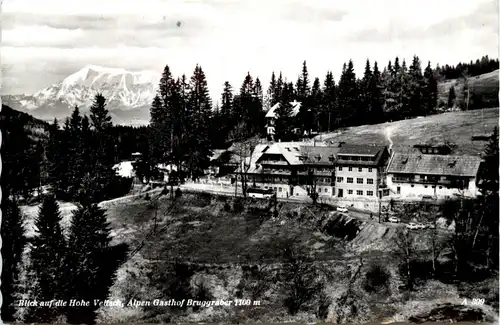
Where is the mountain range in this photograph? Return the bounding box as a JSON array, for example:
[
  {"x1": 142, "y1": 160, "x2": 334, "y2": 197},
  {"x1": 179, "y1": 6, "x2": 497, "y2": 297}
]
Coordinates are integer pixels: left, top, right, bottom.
[{"x1": 2, "y1": 65, "x2": 161, "y2": 126}]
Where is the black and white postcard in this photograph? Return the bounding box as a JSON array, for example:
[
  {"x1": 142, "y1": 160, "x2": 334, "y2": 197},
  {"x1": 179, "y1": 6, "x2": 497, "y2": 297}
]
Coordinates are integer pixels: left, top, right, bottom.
[{"x1": 1, "y1": 0, "x2": 499, "y2": 323}]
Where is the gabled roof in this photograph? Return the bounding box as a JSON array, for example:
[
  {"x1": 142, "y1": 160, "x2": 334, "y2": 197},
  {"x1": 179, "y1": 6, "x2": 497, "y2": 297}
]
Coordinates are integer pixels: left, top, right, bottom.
[
  {"x1": 299, "y1": 146, "x2": 340, "y2": 165},
  {"x1": 337, "y1": 144, "x2": 387, "y2": 156},
  {"x1": 256, "y1": 142, "x2": 304, "y2": 165},
  {"x1": 386, "y1": 152, "x2": 482, "y2": 177},
  {"x1": 265, "y1": 101, "x2": 301, "y2": 118}
]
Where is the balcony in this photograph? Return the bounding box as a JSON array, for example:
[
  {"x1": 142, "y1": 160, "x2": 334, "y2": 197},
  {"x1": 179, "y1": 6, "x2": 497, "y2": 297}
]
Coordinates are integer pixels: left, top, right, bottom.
[
  {"x1": 391, "y1": 176, "x2": 469, "y2": 188},
  {"x1": 259, "y1": 160, "x2": 288, "y2": 166}
]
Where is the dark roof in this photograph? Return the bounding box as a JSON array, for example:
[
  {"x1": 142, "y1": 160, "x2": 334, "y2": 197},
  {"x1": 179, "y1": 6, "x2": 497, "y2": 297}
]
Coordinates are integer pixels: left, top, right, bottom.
[
  {"x1": 336, "y1": 144, "x2": 388, "y2": 166},
  {"x1": 299, "y1": 146, "x2": 340, "y2": 165},
  {"x1": 386, "y1": 152, "x2": 482, "y2": 177},
  {"x1": 337, "y1": 144, "x2": 387, "y2": 157}
]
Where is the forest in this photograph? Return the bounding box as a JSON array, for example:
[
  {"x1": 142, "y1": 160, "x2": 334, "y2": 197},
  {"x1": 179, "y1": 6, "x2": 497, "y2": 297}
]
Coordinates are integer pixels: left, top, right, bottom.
[{"x1": 0, "y1": 54, "x2": 498, "y2": 324}]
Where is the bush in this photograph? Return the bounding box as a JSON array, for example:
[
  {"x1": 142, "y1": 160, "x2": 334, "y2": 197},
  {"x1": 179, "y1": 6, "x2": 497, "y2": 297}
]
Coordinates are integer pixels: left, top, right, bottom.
[
  {"x1": 316, "y1": 292, "x2": 331, "y2": 320},
  {"x1": 363, "y1": 264, "x2": 391, "y2": 294}
]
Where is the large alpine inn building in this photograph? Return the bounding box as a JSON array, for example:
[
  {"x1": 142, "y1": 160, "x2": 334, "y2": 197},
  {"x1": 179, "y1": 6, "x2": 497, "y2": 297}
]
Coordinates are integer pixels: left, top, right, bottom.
[{"x1": 236, "y1": 140, "x2": 484, "y2": 200}]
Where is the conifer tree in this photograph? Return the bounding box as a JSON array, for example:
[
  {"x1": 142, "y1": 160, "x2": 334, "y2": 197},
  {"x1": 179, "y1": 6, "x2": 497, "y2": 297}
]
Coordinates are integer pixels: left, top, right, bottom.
[
  {"x1": 309, "y1": 77, "x2": 322, "y2": 132},
  {"x1": 274, "y1": 72, "x2": 284, "y2": 104},
  {"x1": 369, "y1": 61, "x2": 384, "y2": 123},
  {"x1": 423, "y1": 61, "x2": 438, "y2": 115},
  {"x1": 408, "y1": 55, "x2": 424, "y2": 116},
  {"x1": 275, "y1": 82, "x2": 295, "y2": 141},
  {"x1": 360, "y1": 59, "x2": 373, "y2": 124},
  {"x1": 321, "y1": 71, "x2": 336, "y2": 132},
  {"x1": 1, "y1": 197, "x2": 26, "y2": 322},
  {"x1": 220, "y1": 81, "x2": 234, "y2": 143},
  {"x1": 27, "y1": 195, "x2": 67, "y2": 323},
  {"x1": 65, "y1": 204, "x2": 124, "y2": 324},
  {"x1": 267, "y1": 71, "x2": 278, "y2": 106},
  {"x1": 185, "y1": 65, "x2": 213, "y2": 179},
  {"x1": 337, "y1": 60, "x2": 359, "y2": 126}
]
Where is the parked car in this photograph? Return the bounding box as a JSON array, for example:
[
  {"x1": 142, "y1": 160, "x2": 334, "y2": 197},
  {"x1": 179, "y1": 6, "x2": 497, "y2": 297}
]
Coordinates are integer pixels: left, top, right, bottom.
[
  {"x1": 336, "y1": 205, "x2": 349, "y2": 213},
  {"x1": 388, "y1": 216, "x2": 401, "y2": 223},
  {"x1": 406, "y1": 222, "x2": 420, "y2": 230},
  {"x1": 247, "y1": 187, "x2": 275, "y2": 199}
]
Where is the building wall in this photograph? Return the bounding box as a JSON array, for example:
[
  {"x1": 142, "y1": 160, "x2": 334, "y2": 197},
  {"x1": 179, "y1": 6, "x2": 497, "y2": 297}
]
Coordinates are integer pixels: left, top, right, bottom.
[
  {"x1": 386, "y1": 174, "x2": 479, "y2": 198},
  {"x1": 335, "y1": 165, "x2": 379, "y2": 198},
  {"x1": 254, "y1": 182, "x2": 291, "y2": 198}
]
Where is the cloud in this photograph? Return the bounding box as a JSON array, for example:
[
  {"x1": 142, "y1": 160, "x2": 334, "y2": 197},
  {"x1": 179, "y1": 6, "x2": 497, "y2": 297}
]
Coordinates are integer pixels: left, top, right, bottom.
[
  {"x1": 1, "y1": 0, "x2": 497, "y2": 100},
  {"x1": 347, "y1": 0, "x2": 498, "y2": 43}
]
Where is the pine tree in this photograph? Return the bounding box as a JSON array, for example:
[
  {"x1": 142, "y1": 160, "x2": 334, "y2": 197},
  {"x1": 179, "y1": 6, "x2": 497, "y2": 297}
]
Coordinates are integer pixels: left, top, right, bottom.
[
  {"x1": 67, "y1": 106, "x2": 85, "y2": 198},
  {"x1": 46, "y1": 118, "x2": 63, "y2": 192},
  {"x1": 65, "y1": 204, "x2": 124, "y2": 324},
  {"x1": 399, "y1": 59, "x2": 411, "y2": 117},
  {"x1": 1, "y1": 197, "x2": 26, "y2": 322},
  {"x1": 423, "y1": 61, "x2": 438, "y2": 115},
  {"x1": 219, "y1": 81, "x2": 234, "y2": 143},
  {"x1": 321, "y1": 71, "x2": 336, "y2": 132},
  {"x1": 337, "y1": 60, "x2": 359, "y2": 126},
  {"x1": 274, "y1": 72, "x2": 284, "y2": 105},
  {"x1": 447, "y1": 86, "x2": 456, "y2": 109},
  {"x1": 408, "y1": 55, "x2": 424, "y2": 116},
  {"x1": 298, "y1": 60, "x2": 311, "y2": 99},
  {"x1": 369, "y1": 61, "x2": 384, "y2": 123},
  {"x1": 86, "y1": 93, "x2": 118, "y2": 203},
  {"x1": 27, "y1": 195, "x2": 67, "y2": 323},
  {"x1": 267, "y1": 71, "x2": 278, "y2": 106},
  {"x1": 186, "y1": 65, "x2": 213, "y2": 179},
  {"x1": 360, "y1": 59, "x2": 373, "y2": 124},
  {"x1": 275, "y1": 83, "x2": 295, "y2": 141},
  {"x1": 309, "y1": 77, "x2": 322, "y2": 132}
]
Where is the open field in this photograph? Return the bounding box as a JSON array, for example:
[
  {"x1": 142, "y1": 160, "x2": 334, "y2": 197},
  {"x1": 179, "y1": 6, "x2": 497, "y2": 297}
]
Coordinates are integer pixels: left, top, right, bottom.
[
  {"x1": 316, "y1": 108, "x2": 498, "y2": 156},
  {"x1": 437, "y1": 70, "x2": 499, "y2": 108},
  {"x1": 19, "y1": 191, "x2": 498, "y2": 324}
]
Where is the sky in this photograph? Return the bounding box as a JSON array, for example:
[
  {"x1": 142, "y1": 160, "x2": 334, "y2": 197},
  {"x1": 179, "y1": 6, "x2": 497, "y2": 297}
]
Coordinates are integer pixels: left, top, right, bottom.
[{"x1": 1, "y1": 0, "x2": 498, "y2": 102}]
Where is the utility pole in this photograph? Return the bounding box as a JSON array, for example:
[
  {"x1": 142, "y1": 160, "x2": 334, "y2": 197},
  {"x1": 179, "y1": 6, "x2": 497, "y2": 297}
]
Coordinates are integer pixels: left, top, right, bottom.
[{"x1": 378, "y1": 190, "x2": 382, "y2": 223}]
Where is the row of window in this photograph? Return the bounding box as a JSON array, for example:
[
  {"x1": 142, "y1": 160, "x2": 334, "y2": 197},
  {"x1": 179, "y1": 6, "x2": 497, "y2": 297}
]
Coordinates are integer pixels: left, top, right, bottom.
[
  {"x1": 338, "y1": 166, "x2": 374, "y2": 172},
  {"x1": 337, "y1": 177, "x2": 374, "y2": 184},
  {"x1": 346, "y1": 189, "x2": 374, "y2": 196}
]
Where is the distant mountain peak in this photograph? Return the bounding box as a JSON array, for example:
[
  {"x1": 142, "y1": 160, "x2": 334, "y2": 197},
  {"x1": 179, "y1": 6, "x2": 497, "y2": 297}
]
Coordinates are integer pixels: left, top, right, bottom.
[{"x1": 3, "y1": 65, "x2": 161, "y2": 125}]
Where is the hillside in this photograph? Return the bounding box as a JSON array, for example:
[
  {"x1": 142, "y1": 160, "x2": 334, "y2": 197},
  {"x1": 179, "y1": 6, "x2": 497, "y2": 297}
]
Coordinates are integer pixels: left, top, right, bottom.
[
  {"x1": 18, "y1": 192, "x2": 499, "y2": 324},
  {"x1": 0, "y1": 104, "x2": 49, "y2": 141},
  {"x1": 437, "y1": 69, "x2": 499, "y2": 109},
  {"x1": 315, "y1": 108, "x2": 499, "y2": 156}
]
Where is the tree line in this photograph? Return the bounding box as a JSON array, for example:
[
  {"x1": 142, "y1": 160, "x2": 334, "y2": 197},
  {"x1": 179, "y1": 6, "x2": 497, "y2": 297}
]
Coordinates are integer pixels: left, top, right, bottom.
[
  {"x1": 188, "y1": 56, "x2": 442, "y2": 146},
  {"x1": 436, "y1": 55, "x2": 499, "y2": 80},
  {"x1": 1, "y1": 95, "x2": 132, "y2": 323}
]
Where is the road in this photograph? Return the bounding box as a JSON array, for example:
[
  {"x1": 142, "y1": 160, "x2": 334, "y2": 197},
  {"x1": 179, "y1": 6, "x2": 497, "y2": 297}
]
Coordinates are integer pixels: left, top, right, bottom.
[{"x1": 179, "y1": 182, "x2": 407, "y2": 229}]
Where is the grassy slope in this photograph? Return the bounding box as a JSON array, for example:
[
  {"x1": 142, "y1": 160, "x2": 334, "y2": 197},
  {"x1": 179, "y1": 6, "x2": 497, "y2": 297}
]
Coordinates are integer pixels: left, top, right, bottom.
[
  {"x1": 19, "y1": 192, "x2": 498, "y2": 323},
  {"x1": 437, "y1": 70, "x2": 499, "y2": 107},
  {"x1": 316, "y1": 107, "x2": 499, "y2": 156}
]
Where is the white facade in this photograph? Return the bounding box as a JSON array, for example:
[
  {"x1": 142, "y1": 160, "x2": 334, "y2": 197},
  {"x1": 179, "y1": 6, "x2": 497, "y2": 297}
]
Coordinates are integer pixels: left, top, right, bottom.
[{"x1": 386, "y1": 174, "x2": 480, "y2": 198}]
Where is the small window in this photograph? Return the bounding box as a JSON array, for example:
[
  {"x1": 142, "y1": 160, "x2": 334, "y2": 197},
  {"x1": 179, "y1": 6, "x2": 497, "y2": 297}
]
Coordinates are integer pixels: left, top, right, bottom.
[
  {"x1": 367, "y1": 191, "x2": 374, "y2": 196},
  {"x1": 337, "y1": 177, "x2": 343, "y2": 183},
  {"x1": 358, "y1": 167, "x2": 363, "y2": 172},
  {"x1": 347, "y1": 177, "x2": 353, "y2": 183},
  {"x1": 439, "y1": 186, "x2": 443, "y2": 189},
  {"x1": 324, "y1": 188, "x2": 328, "y2": 193},
  {"x1": 424, "y1": 185, "x2": 428, "y2": 188},
  {"x1": 367, "y1": 178, "x2": 374, "y2": 184},
  {"x1": 338, "y1": 166, "x2": 343, "y2": 171},
  {"x1": 357, "y1": 190, "x2": 363, "y2": 195},
  {"x1": 279, "y1": 187, "x2": 282, "y2": 192},
  {"x1": 432, "y1": 185, "x2": 435, "y2": 188},
  {"x1": 348, "y1": 189, "x2": 353, "y2": 195},
  {"x1": 368, "y1": 168, "x2": 373, "y2": 172},
  {"x1": 357, "y1": 178, "x2": 363, "y2": 184},
  {"x1": 318, "y1": 188, "x2": 322, "y2": 193},
  {"x1": 411, "y1": 185, "x2": 414, "y2": 188},
  {"x1": 349, "y1": 167, "x2": 353, "y2": 171}
]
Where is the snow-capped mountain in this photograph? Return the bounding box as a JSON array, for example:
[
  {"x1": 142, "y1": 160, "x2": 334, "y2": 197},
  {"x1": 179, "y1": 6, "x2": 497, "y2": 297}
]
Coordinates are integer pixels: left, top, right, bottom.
[{"x1": 2, "y1": 65, "x2": 161, "y2": 125}]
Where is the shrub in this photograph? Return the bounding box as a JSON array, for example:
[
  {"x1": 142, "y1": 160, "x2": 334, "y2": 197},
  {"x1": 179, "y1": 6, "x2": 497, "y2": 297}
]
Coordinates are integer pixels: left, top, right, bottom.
[{"x1": 363, "y1": 264, "x2": 391, "y2": 294}]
